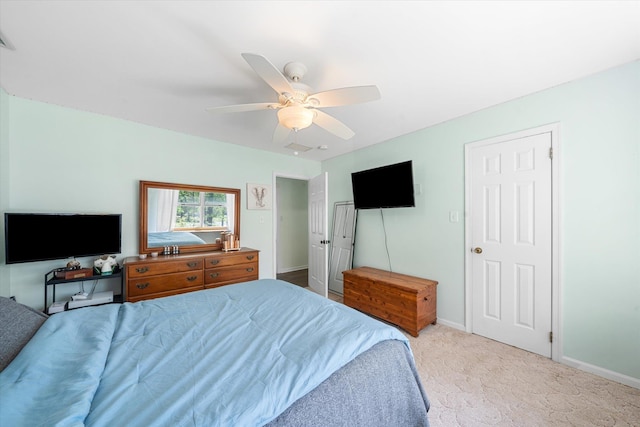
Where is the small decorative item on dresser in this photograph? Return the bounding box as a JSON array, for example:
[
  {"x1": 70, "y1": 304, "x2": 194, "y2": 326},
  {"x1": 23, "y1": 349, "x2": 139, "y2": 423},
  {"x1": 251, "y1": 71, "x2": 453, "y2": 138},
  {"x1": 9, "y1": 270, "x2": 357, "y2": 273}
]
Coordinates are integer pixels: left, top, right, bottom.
[
  {"x1": 150, "y1": 252, "x2": 158, "y2": 258},
  {"x1": 221, "y1": 231, "x2": 241, "y2": 252},
  {"x1": 139, "y1": 254, "x2": 147, "y2": 260}
]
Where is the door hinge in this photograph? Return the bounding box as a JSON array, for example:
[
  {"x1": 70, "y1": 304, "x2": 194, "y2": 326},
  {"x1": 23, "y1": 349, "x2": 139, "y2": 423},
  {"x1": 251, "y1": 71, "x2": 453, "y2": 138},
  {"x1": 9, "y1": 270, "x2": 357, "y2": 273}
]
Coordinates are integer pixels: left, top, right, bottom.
[
  {"x1": 549, "y1": 147, "x2": 553, "y2": 159},
  {"x1": 549, "y1": 331, "x2": 553, "y2": 343}
]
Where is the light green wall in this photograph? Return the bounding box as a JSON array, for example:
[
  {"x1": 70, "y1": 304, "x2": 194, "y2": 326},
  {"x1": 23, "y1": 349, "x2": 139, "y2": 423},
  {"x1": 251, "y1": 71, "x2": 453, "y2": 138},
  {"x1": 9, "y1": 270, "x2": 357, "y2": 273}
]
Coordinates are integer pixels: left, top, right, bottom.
[
  {"x1": 0, "y1": 93, "x2": 320, "y2": 307},
  {"x1": 0, "y1": 88, "x2": 10, "y2": 297},
  {"x1": 276, "y1": 177, "x2": 308, "y2": 273},
  {"x1": 323, "y1": 60, "x2": 640, "y2": 381},
  {"x1": 1, "y1": 61, "x2": 637, "y2": 384}
]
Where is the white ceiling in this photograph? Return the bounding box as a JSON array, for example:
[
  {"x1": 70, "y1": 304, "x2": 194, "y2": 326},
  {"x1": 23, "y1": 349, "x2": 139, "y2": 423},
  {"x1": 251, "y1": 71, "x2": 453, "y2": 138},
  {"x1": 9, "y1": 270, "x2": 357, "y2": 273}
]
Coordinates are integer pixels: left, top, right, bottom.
[{"x1": 1, "y1": 1, "x2": 638, "y2": 161}]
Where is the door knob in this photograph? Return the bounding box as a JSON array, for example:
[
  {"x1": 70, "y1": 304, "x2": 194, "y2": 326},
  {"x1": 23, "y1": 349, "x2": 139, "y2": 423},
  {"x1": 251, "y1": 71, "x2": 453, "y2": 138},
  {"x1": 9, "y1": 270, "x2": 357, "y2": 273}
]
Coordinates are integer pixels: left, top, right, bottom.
[{"x1": 473, "y1": 247, "x2": 483, "y2": 254}]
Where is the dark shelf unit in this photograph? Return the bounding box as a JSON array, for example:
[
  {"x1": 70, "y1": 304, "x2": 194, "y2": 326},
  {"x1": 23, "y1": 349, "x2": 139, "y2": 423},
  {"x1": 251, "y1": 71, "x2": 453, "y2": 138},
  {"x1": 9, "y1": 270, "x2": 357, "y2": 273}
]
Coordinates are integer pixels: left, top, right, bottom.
[{"x1": 44, "y1": 269, "x2": 124, "y2": 312}]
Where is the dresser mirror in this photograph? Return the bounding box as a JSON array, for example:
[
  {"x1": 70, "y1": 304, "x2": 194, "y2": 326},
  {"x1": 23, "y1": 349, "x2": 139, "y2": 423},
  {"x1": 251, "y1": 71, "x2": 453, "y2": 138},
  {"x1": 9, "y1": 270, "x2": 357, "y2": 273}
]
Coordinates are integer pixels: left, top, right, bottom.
[{"x1": 139, "y1": 180, "x2": 241, "y2": 254}]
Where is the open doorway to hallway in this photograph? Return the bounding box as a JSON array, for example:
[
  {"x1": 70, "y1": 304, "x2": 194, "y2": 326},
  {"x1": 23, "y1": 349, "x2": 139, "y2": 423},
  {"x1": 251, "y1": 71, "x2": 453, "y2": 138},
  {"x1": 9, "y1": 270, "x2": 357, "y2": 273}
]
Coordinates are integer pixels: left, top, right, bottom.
[
  {"x1": 274, "y1": 175, "x2": 343, "y2": 303},
  {"x1": 275, "y1": 176, "x2": 309, "y2": 285},
  {"x1": 276, "y1": 269, "x2": 308, "y2": 287}
]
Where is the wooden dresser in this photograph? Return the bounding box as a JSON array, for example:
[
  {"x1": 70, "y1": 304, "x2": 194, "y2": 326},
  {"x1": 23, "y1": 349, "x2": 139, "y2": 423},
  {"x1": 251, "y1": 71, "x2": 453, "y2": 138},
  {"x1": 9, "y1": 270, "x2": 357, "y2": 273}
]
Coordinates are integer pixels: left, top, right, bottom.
[
  {"x1": 343, "y1": 266, "x2": 438, "y2": 337},
  {"x1": 124, "y1": 248, "x2": 259, "y2": 302}
]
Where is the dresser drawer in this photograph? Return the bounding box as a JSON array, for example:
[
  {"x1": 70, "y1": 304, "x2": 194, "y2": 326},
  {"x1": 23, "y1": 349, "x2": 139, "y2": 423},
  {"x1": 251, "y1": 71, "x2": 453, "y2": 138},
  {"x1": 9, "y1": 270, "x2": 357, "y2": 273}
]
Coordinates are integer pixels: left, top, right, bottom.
[
  {"x1": 127, "y1": 258, "x2": 203, "y2": 278},
  {"x1": 127, "y1": 270, "x2": 204, "y2": 297},
  {"x1": 123, "y1": 249, "x2": 259, "y2": 302},
  {"x1": 204, "y1": 263, "x2": 258, "y2": 287},
  {"x1": 204, "y1": 251, "x2": 258, "y2": 268}
]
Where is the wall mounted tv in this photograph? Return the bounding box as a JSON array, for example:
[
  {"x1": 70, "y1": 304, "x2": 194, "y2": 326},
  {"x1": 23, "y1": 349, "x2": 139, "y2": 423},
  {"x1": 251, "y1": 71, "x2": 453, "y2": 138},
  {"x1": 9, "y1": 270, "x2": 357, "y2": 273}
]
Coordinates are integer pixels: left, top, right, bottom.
[
  {"x1": 351, "y1": 160, "x2": 416, "y2": 209},
  {"x1": 4, "y1": 213, "x2": 122, "y2": 264}
]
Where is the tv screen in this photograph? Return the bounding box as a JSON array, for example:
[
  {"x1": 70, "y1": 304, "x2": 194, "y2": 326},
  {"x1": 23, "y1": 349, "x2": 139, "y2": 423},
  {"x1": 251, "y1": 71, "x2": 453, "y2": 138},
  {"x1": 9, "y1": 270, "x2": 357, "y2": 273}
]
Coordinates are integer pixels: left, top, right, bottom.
[
  {"x1": 4, "y1": 213, "x2": 122, "y2": 264},
  {"x1": 351, "y1": 161, "x2": 415, "y2": 209}
]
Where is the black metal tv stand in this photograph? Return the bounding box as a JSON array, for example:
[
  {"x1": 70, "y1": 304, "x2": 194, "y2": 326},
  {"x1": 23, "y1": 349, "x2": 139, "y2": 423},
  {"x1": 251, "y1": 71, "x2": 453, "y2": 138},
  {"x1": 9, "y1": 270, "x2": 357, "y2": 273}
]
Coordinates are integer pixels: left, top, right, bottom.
[{"x1": 44, "y1": 269, "x2": 124, "y2": 312}]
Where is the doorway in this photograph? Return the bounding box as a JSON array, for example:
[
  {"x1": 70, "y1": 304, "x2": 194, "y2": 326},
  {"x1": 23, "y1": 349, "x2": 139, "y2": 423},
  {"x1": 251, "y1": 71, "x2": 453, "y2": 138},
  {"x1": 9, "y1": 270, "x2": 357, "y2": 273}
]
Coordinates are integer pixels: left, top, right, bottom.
[
  {"x1": 273, "y1": 172, "x2": 330, "y2": 299},
  {"x1": 465, "y1": 124, "x2": 560, "y2": 360},
  {"x1": 275, "y1": 176, "x2": 309, "y2": 288}
]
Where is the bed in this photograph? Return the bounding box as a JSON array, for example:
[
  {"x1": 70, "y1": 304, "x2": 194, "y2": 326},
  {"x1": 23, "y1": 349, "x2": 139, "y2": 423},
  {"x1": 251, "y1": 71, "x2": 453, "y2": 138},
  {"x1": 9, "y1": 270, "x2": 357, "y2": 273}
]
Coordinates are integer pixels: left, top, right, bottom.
[
  {"x1": 0, "y1": 279, "x2": 430, "y2": 426},
  {"x1": 147, "y1": 231, "x2": 207, "y2": 247}
]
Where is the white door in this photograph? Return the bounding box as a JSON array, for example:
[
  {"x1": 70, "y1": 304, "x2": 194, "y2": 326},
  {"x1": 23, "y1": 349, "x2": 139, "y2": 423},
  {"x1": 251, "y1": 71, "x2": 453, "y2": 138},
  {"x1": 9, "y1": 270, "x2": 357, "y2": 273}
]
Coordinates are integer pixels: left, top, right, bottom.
[
  {"x1": 328, "y1": 201, "x2": 356, "y2": 294},
  {"x1": 308, "y1": 173, "x2": 329, "y2": 297},
  {"x1": 469, "y1": 131, "x2": 553, "y2": 357}
]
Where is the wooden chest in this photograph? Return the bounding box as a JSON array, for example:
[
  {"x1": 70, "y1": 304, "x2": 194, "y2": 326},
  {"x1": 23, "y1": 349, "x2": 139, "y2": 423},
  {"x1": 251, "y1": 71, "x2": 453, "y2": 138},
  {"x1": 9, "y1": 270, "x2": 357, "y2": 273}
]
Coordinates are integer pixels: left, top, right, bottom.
[{"x1": 343, "y1": 266, "x2": 438, "y2": 337}]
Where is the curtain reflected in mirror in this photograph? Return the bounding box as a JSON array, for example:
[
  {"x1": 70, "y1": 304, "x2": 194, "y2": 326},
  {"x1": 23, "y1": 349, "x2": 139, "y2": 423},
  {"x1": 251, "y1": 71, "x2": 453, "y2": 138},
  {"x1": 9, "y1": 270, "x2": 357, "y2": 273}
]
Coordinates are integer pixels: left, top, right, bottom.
[{"x1": 140, "y1": 181, "x2": 241, "y2": 254}]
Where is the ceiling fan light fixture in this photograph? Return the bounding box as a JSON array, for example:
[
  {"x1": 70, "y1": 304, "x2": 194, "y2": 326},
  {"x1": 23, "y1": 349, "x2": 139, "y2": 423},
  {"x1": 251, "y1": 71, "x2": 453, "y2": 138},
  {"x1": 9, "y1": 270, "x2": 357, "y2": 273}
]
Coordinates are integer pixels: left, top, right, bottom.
[
  {"x1": 207, "y1": 54, "x2": 379, "y2": 142},
  {"x1": 278, "y1": 106, "x2": 314, "y2": 130}
]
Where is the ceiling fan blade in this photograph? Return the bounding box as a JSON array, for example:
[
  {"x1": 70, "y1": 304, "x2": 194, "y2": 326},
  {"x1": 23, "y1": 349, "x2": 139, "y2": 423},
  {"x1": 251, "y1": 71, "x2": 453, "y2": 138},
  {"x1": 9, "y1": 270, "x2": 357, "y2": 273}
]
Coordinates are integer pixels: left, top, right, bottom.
[
  {"x1": 205, "y1": 102, "x2": 275, "y2": 114},
  {"x1": 308, "y1": 85, "x2": 380, "y2": 108},
  {"x1": 241, "y1": 53, "x2": 295, "y2": 97},
  {"x1": 272, "y1": 123, "x2": 291, "y2": 144},
  {"x1": 312, "y1": 110, "x2": 355, "y2": 140}
]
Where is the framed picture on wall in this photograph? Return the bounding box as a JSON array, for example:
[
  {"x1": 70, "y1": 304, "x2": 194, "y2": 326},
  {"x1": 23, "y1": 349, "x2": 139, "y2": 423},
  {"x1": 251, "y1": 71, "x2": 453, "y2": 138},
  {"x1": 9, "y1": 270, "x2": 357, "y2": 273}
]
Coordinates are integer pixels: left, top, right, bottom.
[{"x1": 247, "y1": 183, "x2": 272, "y2": 210}]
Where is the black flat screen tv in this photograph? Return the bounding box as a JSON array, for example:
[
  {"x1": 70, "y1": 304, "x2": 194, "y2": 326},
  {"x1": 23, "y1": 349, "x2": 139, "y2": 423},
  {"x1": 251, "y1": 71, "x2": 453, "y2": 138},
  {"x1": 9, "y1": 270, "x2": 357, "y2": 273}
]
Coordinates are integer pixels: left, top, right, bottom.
[
  {"x1": 4, "y1": 213, "x2": 122, "y2": 264},
  {"x1": 351, "y1": 160, "x2": 415, "y2": 209}
]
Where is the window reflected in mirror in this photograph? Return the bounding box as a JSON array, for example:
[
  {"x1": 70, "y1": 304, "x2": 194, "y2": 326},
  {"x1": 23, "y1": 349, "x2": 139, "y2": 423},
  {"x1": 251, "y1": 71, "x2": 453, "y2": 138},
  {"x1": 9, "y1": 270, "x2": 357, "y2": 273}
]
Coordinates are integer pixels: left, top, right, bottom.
[{"x1": 140, "y1": 181, "x2": 241, "y2": 254}]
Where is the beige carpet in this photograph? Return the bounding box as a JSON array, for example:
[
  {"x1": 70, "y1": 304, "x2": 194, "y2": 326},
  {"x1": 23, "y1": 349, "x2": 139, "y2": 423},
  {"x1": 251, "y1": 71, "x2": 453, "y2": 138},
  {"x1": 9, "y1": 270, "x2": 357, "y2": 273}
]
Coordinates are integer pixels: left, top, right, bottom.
[{"x1": 405, "y1": 324, "x2": 640, "y2": 427}]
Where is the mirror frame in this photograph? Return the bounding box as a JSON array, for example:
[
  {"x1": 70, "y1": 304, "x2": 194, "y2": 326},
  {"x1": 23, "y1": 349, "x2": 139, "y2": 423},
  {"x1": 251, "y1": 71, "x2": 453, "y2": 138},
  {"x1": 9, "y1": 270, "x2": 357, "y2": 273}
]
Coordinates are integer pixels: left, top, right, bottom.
[{"x1": 139, "y1": 180, "x2": 241, "y2": 254}]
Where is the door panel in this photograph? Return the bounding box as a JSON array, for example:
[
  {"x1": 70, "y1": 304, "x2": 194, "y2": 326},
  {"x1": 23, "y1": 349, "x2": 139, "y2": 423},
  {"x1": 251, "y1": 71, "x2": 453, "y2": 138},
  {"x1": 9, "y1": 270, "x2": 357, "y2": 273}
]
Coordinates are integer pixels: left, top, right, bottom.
[
  {"x1": 308, "y1": 173, "x2": 328, "y2": 297},
  {"x1": 471, "y1": 132, "x2": 552, "y2": 357},
  {"x1": 328, "y1": 202, "x2": 356, "y2": 294}
]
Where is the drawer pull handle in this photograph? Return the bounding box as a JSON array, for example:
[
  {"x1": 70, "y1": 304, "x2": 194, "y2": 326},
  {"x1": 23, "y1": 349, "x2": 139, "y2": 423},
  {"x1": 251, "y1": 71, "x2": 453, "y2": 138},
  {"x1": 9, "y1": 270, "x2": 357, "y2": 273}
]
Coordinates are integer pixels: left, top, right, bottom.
[
  {"x1": 187, "y1": 262, "x2": 198, "y2": 268},
  {"x1": 209, "y1": 272, "x2": 220, "y2": 279},
  {"x1": 246, "y1": 255, "x2": 255, "y2": 260},
  {"x1": 136, "y1": 267, "x2": 149, "y2": 274},
  {"x1": 136, "y1": 283, "x2": 150, "y2": 289},
  {"x1": 209, "y1": 260, "x2": 220, "y2": 266},
  {"x1": 187, "y1": 276, "x2": 198, "y2": 282},
  {"x1": 246, "y1": 267, "x2": 254, "y2": 272}
]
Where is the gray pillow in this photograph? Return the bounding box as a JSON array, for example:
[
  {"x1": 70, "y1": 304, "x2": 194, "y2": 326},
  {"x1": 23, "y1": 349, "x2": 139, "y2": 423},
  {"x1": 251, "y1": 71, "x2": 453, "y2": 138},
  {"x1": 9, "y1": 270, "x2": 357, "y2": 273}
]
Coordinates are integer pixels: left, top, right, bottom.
[{"x1": 0, "y1": 296, "x2": 48, "y2": 371}]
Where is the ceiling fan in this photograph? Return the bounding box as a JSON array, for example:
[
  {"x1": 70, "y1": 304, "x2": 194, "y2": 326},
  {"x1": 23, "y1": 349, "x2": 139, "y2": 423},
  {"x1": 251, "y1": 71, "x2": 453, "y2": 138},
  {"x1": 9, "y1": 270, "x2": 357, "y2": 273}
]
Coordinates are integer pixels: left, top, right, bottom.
[{"x1": 205, "y1": 53, "x2": 381, "y2": 144}]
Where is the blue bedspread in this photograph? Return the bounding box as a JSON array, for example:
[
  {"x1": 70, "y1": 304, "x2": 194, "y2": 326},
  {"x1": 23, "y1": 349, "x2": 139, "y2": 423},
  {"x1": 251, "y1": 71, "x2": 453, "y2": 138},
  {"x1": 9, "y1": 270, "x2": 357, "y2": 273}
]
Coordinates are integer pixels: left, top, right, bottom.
[
  {"x1": 147, "y1": 231, "x2": 207, "y2": 247},
  {"x1": 0, "y1": 279, "x2": 408, "y2": 426}
]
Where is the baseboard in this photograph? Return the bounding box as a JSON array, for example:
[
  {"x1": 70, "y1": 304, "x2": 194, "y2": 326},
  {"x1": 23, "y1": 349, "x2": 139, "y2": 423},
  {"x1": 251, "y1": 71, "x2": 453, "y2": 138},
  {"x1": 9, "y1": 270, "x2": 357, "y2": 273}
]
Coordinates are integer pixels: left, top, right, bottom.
[
  {"x1": 436, "y1": 319, "x2": 639, "y2": 389},
  {"x1": 561, "y1": 355, "x2": 640, "y2": 390},
  {"x1": 277, "y1": 266, "x2": 308, "y2": 274},
  {"x1": 435, "y1": 317, "x2": 465, "y2": 331}
]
